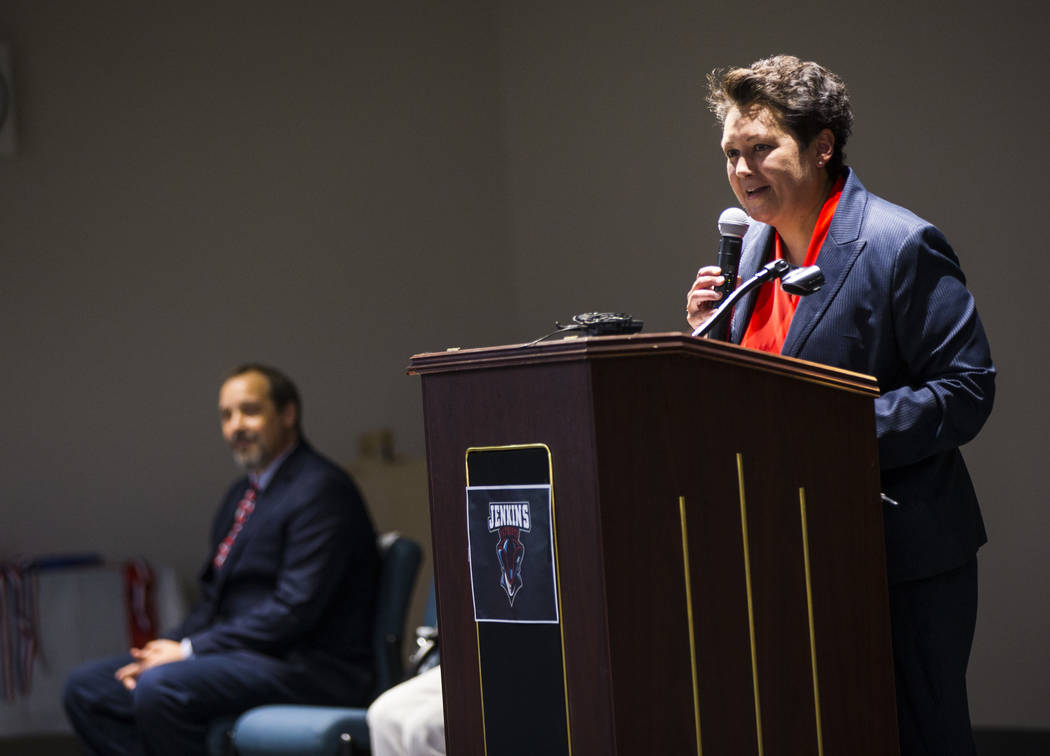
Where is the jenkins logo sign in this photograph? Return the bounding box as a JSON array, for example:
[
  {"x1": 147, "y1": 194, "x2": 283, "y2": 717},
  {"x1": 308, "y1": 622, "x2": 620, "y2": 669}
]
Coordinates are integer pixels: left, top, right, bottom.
[{"x1": 487, "y1": 501, "x2": 531, "y2": 606}]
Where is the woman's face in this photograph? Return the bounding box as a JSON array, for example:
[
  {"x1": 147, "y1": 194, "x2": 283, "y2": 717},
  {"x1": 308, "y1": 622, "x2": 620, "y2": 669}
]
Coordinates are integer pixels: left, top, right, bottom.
[{"x1": 720, "y1": 104, "x2": 829, "y2": 232}]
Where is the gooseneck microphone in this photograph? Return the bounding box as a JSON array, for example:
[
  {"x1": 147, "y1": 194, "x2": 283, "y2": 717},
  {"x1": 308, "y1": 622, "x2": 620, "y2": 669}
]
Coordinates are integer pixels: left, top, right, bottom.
[
  {"x1": 692, "y1": 260, "x2": 825, "y2": 339},
  {"x1": 707, "y1": 207, "x2": 750, "y2": 341}
]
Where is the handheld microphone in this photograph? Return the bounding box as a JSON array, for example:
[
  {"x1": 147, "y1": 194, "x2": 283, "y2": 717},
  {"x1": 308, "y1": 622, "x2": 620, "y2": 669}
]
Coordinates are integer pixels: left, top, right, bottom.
[
  {"x1": 708, "y1": 207, "x2": 749, "y2": 341},
  {"x1": 716, "y1": 207, "x2": 749, "y2": 298}
]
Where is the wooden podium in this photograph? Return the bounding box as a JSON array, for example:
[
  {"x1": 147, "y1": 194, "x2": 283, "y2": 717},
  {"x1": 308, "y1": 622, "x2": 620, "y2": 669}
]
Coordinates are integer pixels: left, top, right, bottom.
[{"x1": 408, "y1": 333, "x2": 899, "y2": 756}]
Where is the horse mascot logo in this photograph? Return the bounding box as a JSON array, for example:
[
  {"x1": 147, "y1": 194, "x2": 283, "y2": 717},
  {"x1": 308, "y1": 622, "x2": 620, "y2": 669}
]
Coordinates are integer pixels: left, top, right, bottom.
[{"x1": 487, "y1": 501, "x2": 532, "y2": 606}]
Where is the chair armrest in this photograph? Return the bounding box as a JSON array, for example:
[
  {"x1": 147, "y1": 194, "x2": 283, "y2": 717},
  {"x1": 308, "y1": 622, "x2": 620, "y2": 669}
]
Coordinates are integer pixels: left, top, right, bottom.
[{"x1": 232, "y1": 705, "x2": 370, "y2": 756}]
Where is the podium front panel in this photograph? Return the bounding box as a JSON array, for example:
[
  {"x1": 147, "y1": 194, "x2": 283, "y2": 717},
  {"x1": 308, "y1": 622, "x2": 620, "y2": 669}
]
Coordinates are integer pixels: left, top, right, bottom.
[{"x1": 411, "y1": 334, "x2": 897, "y2": 756}]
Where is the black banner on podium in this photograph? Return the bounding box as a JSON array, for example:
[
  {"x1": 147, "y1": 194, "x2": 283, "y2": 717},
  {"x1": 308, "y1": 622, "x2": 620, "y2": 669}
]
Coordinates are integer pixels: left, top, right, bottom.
[{"x1": 465, "y1": 445, "x2": 570, "y2": 756}]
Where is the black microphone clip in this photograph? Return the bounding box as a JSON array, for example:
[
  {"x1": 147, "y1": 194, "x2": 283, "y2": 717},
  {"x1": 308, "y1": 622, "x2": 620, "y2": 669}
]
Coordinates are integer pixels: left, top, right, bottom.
[
  {"x1": 559, "y1": 312, "x2": 644, "y2": 336},
  {"x1": 524, "y1": 311, "x2": 644, "y2": 347}
]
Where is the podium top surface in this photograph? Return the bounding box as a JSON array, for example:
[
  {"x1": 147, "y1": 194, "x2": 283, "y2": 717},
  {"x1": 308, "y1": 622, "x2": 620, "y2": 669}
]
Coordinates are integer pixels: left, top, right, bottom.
[{"x1": 408, "y1": 332, "x2": 879, "y2": 397}]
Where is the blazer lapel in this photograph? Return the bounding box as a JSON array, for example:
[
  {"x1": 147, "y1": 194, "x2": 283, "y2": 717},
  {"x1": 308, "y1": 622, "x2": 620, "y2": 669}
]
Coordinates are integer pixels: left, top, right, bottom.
[
  {"x1": 781, "y1": 170, "x2": 869, "y2": 358},
  {"x1": 213, "y1": 443, "x2": 304, "y2": 582},
  {"x1": 220, "y1": 483, "x2": 270, "y2": 571},
  {"x1": 205, "y1": 479, "x2": 252, "y2": 597}
]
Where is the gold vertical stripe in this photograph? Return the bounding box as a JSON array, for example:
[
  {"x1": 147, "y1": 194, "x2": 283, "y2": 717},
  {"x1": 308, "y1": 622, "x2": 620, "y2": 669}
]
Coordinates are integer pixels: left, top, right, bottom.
[
  {"x1": 465, "y1": 456, "x2": 490, "y2": 756},
  {"x1": 737, "y1": 453, "x2": 764, "y2": 756},
  {"x1": 474, "y1": 624, "x2": 489, "y2": 756},
  {"x1": 679, "y1": 496, "x2": 703, "y2": 756},
  {"x1": 799, "y1": 488, "x2": 824, "y2": 756},
  {"x1": 547, "y1": 448, "x2": 573, "y2": 756}
]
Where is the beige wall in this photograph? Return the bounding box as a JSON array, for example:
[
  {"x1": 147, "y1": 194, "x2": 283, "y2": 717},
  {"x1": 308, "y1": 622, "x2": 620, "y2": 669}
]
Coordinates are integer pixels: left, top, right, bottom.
[
  {"x1": 0, "y1": 0, "x2": 1045, "y2": 729},
  {"x1": 495, "y1": 0, "x2": 1049, "y2": 728},
  {"x1": 0, "y1": 0, "x2": 509, "y2": 599}
]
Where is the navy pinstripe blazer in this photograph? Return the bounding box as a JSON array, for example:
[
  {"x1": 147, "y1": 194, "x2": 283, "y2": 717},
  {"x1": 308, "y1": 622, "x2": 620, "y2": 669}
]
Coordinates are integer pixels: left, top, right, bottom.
[{"x1": 729, "y1": 169, "x2": 995, "y2": 584}]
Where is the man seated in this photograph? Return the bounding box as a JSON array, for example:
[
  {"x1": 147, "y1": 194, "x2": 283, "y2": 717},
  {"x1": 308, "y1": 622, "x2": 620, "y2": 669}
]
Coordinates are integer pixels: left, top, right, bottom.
[{"x1": 64, "y1": 364, "x2": 379, "y2": 756}]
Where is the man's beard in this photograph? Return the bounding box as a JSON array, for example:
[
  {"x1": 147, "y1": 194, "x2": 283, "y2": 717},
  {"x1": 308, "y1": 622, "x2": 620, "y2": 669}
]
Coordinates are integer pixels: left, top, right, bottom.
[{"x1": 229, "y1": 433, "x2": 267, "y2": 472}]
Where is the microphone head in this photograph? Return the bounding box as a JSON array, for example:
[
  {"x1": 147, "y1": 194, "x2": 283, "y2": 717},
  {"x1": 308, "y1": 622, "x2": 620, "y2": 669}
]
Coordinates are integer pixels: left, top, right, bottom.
[
  {"x1": 781, "y1": 265, "x2": 825, "y2": 295},
  {"x1": 717, "y1": 207, "x2": 750, "y2": 238}
]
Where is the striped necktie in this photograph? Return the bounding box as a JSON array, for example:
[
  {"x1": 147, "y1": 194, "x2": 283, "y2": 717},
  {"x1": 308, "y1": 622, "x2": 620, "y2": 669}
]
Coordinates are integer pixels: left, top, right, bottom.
[{"x1": 212, "y1": 484, "x2": 258, "y2": 569}]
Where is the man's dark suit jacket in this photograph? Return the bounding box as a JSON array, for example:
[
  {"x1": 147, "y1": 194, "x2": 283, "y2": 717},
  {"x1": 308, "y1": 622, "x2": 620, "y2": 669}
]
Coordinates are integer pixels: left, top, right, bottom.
[
  {"x1": 167, "y1": 440, "x2": 379, "y2": 703},
  {"x1": 729, "y1": 169, "x2": 995, "y2": 584}
]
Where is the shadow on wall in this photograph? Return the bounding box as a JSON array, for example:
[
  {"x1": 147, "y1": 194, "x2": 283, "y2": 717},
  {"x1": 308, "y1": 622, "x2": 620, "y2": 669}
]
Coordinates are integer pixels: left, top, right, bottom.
[{"x1": 345, "y1": 428, "x2": 433, "y2": 646}]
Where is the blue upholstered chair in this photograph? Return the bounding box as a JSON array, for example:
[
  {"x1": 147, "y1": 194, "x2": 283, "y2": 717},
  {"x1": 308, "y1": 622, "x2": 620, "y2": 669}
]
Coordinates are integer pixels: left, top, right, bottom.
[{"x1": 227, "y1": 532, "x2": 423, "y2": 756}]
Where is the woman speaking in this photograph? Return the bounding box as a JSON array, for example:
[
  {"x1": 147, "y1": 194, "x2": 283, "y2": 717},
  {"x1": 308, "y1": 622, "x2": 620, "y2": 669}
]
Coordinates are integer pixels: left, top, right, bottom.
[{"x1": 686, "y1": 56, "x2": 995, "y2": 756}]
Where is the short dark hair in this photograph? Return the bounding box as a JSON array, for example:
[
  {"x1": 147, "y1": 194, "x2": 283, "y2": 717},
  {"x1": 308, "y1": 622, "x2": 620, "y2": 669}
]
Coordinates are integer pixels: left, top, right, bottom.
[
  {"x1": 224, "y1": 363, "x2": 302, "y2": 431},
  {"x1": 707, "y1": 54, "x2": 854, "y2": 176}
]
